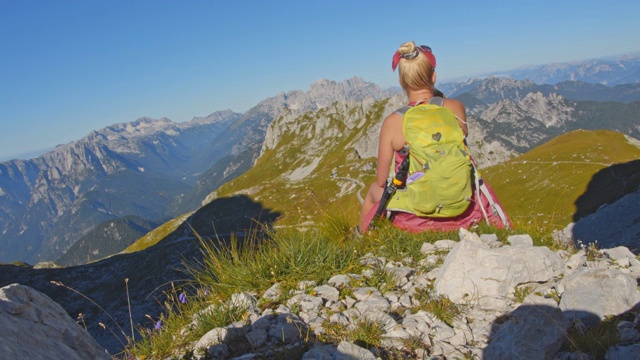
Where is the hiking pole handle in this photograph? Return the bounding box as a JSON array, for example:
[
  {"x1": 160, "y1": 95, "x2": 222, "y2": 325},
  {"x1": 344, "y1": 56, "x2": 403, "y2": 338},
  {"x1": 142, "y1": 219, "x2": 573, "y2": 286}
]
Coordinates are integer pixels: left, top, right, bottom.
[
  {"x1": 393, "y1": 155, "x2": 410, "y2": 187},
  {"x1": 370, "y1": 155, "x2": 411, "y2": 225},
  {"x1": 373, "y1": 181, "x2": 396, "y2": 220}
]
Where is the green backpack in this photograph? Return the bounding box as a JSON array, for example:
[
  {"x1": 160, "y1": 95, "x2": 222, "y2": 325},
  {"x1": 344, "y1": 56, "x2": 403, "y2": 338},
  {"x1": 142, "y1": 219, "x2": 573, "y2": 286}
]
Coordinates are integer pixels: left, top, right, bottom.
[{"x1": 387, "y1": 97, "x2": 472, "y2": 218}]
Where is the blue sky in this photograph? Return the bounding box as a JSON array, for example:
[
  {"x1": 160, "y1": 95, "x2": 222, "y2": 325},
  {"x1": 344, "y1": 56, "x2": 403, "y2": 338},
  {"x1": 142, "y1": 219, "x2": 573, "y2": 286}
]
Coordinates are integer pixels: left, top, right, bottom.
[{"x1": 1, "y1": 0, "x2": 639, "y2": 161}]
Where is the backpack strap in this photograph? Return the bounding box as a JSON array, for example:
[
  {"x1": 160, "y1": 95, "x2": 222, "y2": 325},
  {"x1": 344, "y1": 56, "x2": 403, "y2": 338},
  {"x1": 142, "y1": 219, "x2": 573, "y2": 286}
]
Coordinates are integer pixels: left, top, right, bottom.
[
  {"x1": 480, "y1": 182, "x2": 511, "y2": 229},
  {"x1": 393, "y1": 106, "x2": 411, "y2": 117},
  {"x1": 429, "y1": 96, "x2": 445, "y2": 106},
  {"x1": 393, "y1": 96, "x2": 445, "y2": 116},
  {"x1": 471, "y1": 161, "x2": 511, "y2": 229}
]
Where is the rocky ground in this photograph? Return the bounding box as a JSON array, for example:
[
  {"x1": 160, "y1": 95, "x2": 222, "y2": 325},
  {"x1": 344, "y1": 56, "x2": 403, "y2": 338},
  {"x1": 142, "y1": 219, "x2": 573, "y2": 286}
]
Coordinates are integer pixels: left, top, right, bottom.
[
  {"x1": 157, "y1": 229, "x2": 640, "y2": 359},
  {"x1": 4, "y1": 228, "x2": 640, "y2": 359}
]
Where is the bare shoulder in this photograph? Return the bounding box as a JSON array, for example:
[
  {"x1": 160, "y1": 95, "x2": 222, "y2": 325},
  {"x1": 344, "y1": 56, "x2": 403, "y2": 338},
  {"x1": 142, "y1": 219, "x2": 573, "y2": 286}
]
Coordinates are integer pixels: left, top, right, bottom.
[
  {"x1": 381, "y1": 111, "x2": 403, "y2": 128},
  {"x1": 380, "y1": 111, "x2": 406, "y2": 149},
  {"x1": 442, "y1": 98, "x2": 466, "y2": 117}
]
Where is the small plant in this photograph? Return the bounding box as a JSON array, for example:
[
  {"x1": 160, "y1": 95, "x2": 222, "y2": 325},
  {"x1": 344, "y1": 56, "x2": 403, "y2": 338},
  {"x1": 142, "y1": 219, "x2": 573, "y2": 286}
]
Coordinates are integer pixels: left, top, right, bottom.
[
  {"x1": 361, "y1": 268, "x2": 397, "y2": 293},
  {"x1": 191, "y1": 301, "x2": 249, "y2": 335},
  {"x1": 413, "y1": 288, "x2": 460, "y2": 327},
  {"x1": 317, "y1": 315, "x2": 386, "y2": 351},
  {"x1": 183, "y1": 224, "x2": 360, "y2": 300},
  {"x1": 368, "y1": 222, "x2": 458, "y2": 264},
  {"x1": 76, "y1": 313, "x2": 87, "y2": 331},
  {"x1": 289, "y1": 302, "x2": 301, "y2": 315},
  {"x1": 257, "y1": 298, "x2": 280, "y2": 312},
  {"x1": 348, "y1": 318, "x2": 385, "y2": 349},
  {"x1": 317, "y1": 320, "x2": 348, "y2": 344},
  {"x1": 394, "y1": 335, "x2": 431, "y2": 358},
  {"x1": 513, "y1": 285, "x2": 533, "y2": 303},
  {"x1": 317, "y1": 211, "x2": 353, "y2": 244},
  {"x1": 339, "y1": 287, "x2": 354, "y2": 300},
  {"x1": 124, "y1": 284, "x2": 217, "y2": 359},
  {"x1": 583, "y1": 241, "x2": 601, "y2": 262},
  {"x1": 543, "y1": 289, "x2": 562, "y2": 305},
  {"x1": 425, "y1": 296, "x2": 460, "y2": 327}
]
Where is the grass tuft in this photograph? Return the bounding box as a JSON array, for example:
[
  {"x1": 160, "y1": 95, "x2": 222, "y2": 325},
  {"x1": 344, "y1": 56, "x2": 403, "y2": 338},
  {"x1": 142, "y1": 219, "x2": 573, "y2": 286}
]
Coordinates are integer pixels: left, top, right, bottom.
[
  {"x1": 183, "y1": 223, "x2": 361, "y2": 301},
  {"x1": 413, "y1": 287, "x2": 461, "y2": 327}
]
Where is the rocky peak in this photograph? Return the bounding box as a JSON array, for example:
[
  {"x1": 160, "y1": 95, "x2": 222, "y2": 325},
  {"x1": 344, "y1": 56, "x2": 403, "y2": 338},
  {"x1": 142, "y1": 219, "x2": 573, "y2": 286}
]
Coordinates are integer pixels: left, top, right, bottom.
[
  {"x1": 100, "y1": 117, "x2": 177, "y2": 140},
  {"x1": 477, "y1": 76, "x2": 537, "y2": 90},
  {"x1": 261, "y1": 78, "x2": 391, "y2": 153},
  {"x1": 519, "y1": 92, "x2": 575, "y2": 127},
  {"x1": 307, "y1": 76, "x2": 384, "y2": 108},
  {"x1": 188, "y1": 109, "x2": 241, "y2": 126},
  {"x1": 480, "y1": 92, "x2": 576, "y2": 128}
]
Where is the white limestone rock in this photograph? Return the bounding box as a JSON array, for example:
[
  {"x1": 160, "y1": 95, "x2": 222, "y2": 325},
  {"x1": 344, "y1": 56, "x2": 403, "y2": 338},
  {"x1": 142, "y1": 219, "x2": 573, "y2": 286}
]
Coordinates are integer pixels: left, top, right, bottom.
[{"x1": 0, "y1": 283, "x2": 109, "y2": 360}]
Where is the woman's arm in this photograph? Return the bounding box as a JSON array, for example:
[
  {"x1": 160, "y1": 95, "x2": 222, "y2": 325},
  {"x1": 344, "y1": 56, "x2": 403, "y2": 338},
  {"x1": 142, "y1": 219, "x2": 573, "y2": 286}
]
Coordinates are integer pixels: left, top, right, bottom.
[{"x1": 376, "y1": 114, "x2": 401, "y2": 187}]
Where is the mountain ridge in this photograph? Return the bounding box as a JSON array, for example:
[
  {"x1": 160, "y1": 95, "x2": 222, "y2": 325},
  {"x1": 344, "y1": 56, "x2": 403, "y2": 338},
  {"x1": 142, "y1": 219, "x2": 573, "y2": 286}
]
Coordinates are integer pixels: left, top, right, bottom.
[
  {"x1": 445, "y1": 51, "x2": 640, "y2": 85},
  {"x1": 0, "y1": 111, "x2": 241, "y2": 263}
]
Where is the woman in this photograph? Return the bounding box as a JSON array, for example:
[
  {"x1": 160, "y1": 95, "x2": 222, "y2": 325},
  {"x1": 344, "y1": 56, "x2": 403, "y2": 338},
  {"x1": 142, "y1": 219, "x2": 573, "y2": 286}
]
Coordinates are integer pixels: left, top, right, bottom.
[{"x1": 358, "y1": 41, "x2": 469, "y2": 232}]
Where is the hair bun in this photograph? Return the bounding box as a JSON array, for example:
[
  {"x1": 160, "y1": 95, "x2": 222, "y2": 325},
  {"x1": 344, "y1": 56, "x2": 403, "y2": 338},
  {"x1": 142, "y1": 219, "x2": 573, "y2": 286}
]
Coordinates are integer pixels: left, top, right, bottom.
[{"x1": 398, "y1": 41, "x2": 416, "y2": 55}]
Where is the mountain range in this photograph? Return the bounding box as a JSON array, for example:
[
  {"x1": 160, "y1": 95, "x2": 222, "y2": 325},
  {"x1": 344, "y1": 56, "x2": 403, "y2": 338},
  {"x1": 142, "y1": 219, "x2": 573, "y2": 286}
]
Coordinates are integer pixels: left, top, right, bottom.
[
  {"x1": 452, "y1": 51, "x2": 640, "y2": 85},
  {"x1": 0, "y1": 78, "x2": 395, "y2": 264},
  {"x1": 0, "y1": 54, "x2": 639, "y2": 268},
  {"x1": 0, "y1": 54, "x2": 639, "y2": 354}
]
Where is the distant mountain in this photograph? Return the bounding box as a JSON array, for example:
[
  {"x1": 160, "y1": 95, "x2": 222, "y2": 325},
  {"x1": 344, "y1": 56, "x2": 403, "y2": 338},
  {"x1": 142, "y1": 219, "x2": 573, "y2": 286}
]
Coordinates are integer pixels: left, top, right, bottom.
[
  {"x1": 539, "y1": 81, "x2": 640, "y2": 103},
  {"x1": 172, "y1": 77, "x2": 397, "y2": 214},
  {"x1": 55, "y1": 215, "x2": 159, "y2": 266},
  {"x1": 441, "y1": 77, "x2": 640, "y2": 106},
  {"x1": 0, "y1": 111, "x2": 240, "y2": 264},
  {"x1": 470, "y1": 52, "x2": 640, "y2": 85}
]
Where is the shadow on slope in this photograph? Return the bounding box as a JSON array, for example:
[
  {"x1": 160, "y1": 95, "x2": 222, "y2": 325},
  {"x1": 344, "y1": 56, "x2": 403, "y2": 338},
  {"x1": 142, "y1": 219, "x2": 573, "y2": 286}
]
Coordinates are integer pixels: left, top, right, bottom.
[
  {"x1": 0, "y1": 195, "x2": 281, "y2": 355},
  {"x1": 163, "y1": 194, "x2": 282, "y2": 243},
  {"x1": 571, "y1": 159, "x2": 640, "y2": 253},
  {"x1": 573, "y1": 159, "x2": 640, "y2": 222}
]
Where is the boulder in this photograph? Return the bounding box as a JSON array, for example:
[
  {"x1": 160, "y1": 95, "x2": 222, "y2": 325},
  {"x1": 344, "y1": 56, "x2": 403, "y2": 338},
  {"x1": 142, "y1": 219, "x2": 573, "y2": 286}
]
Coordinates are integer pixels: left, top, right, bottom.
[
  {"x1": 559, "y1": 268, "x2": 640, "y2": 326},
  {"x1": 434, "y1": 238, "x2": 563, "y2": 310},
  {"x1": 0, "y1": 283, "x2": 110, "y2": 360}
]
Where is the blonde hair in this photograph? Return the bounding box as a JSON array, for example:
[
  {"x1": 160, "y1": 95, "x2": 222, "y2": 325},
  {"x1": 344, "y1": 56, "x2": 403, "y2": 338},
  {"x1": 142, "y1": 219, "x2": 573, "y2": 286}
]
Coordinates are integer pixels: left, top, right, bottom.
[{"x1": 397, "y1": 41, "x2": 435, "y2": 93}]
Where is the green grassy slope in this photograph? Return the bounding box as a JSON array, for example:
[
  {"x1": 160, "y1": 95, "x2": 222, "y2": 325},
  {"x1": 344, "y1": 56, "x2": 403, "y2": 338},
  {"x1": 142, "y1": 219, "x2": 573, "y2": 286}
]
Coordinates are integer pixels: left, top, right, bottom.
[
  {"x1": 482, "y1": 129, "x2": 640, "y2": 228},
  {"x1": 212, "y1": 100, "x2": 392, "y2": 228}
]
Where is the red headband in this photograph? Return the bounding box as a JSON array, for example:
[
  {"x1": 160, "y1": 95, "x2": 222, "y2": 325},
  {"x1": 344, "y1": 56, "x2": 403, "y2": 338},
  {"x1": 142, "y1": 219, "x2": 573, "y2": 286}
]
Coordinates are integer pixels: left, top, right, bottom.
[{"x1": 392, "y1": 45, "x2": 436, "y2": 71}]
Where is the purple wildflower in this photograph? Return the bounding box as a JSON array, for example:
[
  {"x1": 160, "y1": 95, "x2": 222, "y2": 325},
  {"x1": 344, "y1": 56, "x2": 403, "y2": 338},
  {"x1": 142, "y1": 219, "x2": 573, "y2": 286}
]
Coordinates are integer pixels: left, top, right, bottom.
[
  {"x1": 154, "y1": 320, "x2": 162, "y2": 330},
  {"x1": 179, "y1": 292, "x2": 187, "y2": 304}
]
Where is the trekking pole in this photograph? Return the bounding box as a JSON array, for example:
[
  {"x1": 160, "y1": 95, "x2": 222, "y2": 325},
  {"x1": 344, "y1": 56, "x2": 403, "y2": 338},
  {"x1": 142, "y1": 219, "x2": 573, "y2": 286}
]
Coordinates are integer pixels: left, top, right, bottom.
[{"x1": 370, "y1": 155, "x2": 410, "y2": 226}]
